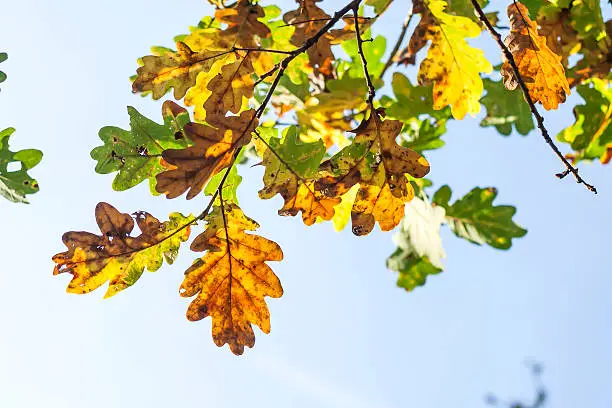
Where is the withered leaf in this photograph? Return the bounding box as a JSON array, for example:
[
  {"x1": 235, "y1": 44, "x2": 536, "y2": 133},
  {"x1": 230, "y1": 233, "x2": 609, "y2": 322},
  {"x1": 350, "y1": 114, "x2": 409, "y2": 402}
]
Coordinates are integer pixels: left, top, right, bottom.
[
  {"x1": 156, "y1": 109, "x2": 258, "y2": 200},
  {"x1": 53, "y1": 203, "x2": 193, "y2": 298},
  {"x1": 181, "y1": 204, "x2": 283, "y2": 355},
  {"x1": 501, "y1": 2, "x2": 571, "y2": 110},
  {"x1": 284, "y1": 0, "x2": 335, "y2": 77}
]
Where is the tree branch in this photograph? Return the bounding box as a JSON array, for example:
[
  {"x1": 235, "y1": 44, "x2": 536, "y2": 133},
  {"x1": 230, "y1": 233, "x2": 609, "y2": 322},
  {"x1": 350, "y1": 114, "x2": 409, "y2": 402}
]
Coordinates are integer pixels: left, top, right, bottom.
[
  {"x1": 380, "y1": 5, "x2": 414, "y2": 79},
  {"x1": 470, "y1": 0, "x2": 597, "y2": 194}
]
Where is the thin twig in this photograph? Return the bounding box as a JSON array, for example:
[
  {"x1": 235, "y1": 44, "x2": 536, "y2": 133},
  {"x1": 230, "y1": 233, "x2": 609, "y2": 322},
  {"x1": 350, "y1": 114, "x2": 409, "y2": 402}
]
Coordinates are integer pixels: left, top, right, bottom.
[
  {"x1": 380, "y1": 5, "x2": 414, "y2": 78},
  {"x1": 470, "y1": 0, "x2": 597, "y2": 194},
  {"x1": 352, "y1": 5, "x2": 376, "y2": 105}
]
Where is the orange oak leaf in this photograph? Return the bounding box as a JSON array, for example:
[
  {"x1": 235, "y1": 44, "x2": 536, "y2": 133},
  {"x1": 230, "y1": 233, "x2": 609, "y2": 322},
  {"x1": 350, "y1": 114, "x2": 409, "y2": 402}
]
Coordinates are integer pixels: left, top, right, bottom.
[
  {"x1": 180, "y1": 203, "x2": 283, "y2": 355},
  {"x1": 53, "y1": 203, "x2": 193, "y2": 298},
  {"x1": 156, "y1": 109, "x2": 258, "y2": 200},
  {"x1": 284, "y1": 0, "x2": 335, "y2": 77},
  {"x1": 316, "y1": 109, "x2": 430, "y2": 235},
  {"x1": 501, "y1": 2, "x2": 571, "y2": 110}
]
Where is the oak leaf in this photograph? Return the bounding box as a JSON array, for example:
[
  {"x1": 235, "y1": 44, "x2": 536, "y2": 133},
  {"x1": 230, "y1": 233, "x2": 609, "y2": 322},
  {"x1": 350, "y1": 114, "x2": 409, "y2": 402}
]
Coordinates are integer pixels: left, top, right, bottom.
[
  {"x1": 433, "y1": 185, "x2": 527, "y2": 249},
  {"x1": 52, "y1": 202, "x2": 193, "y2": 298},
  {"x1": 480, "y1": 77, "x2": 534, "y2": 136},
  {"x1": 417, "y1": 0, "x2": 493, "y2": 119},
  {"x1": 91, "y1": 101, "x2": 191, "y2": 191},
  {"x1": 316, "y1": 110, "x2": 430, "y2": 236},
  {"x1": 501, "y1": 2, "x2": 570, "y2": 110},
  {"x1": 156, "y1": 109, "x2": 258, "y2": 199},
  {"x1": 180, "y1": 204, "x2": 283, "y2": 355},
  {"x1": 132, "y1": 42, "x2": 228, "y2": 100},
  {"x1": 0, "y1": 127, "x2": 42, "y2": 203},
  {"x1": 0, "y1": 52, "x2": 6, "y2": 86},
  {"x1": 558, "y1": 79, "x2": 612, "y2": 164},
  {"x1": 258, "y1": 126, "x2": 340, "y2": 225},
  {"x1": 284, "y1": 0, "x2": 335, "y2": 77}
]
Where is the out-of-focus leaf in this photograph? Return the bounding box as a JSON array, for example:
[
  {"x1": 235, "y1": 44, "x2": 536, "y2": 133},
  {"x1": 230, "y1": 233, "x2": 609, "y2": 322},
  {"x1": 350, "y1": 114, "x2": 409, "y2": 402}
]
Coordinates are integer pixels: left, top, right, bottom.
[
  {"x1": 0, "y1": 128, "x2": 42, "y2": 203},
  {"x1": 181, "y1": 204, "x2": 283, "y2": 355},
  {"x1": 433, "y1": 185, "x2": 527, "y2": 249},
  {"x1": 387, "y1": 251, "x2": 443, "y2": 292},
  {"x1": 480, "y1": 77, "x2": 534, "y2": 136},
  {"x1": 558, "y1": 79, "x2": 612, "y2": 163},
  {"x1": 52, "y1": 202, "x2": 193, "y2": 298}
]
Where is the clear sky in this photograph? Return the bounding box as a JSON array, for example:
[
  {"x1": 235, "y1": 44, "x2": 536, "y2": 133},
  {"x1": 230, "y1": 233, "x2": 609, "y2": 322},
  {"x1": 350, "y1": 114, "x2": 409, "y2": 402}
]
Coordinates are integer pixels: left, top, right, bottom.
[{"x1": 1, "y1": 1, "x2": 611, "y2": 407}]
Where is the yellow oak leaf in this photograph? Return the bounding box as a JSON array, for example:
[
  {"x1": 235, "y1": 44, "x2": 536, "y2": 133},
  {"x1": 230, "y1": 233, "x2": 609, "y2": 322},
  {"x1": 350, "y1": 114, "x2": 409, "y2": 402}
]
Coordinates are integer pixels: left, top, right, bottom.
[
  {"x1": 501, "y1": 2, "x2": 570, "y2": 110},
  {"x1": 180, "y1": 204, "x2": 283, "y2": 355},
  {"x1": 316, "y1": 109, "x2": 430, "y2": 236},
  {"x1": 52, "y1": 203, "x2": 193, "y2": 298},
  {"x1": 156, "y1": 110, "x2": 258, "y2": 199},
  {"x1": 417, "y1": 0, "x2": 492, "y2": 119},
  {"x1": 132, "y1": 42, "x2": 228, "y2": 100},
  {"x1": 215, "y1": 0, "x2": 271, "y2": 48}
]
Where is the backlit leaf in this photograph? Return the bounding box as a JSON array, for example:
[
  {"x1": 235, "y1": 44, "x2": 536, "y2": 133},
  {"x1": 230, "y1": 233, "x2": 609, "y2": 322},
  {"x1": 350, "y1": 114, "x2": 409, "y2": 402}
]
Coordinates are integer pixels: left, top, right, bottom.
[
  {"x1": 0, "y1": 127, "x2": 42, "y2": 203},
  {"x1": 316, "y1": 109, "x2": 430, "y2": 236},
  {"x1": 181, "y1": 204, "x2": 283, "y2": 355},
  {"x1": 417, "y1": 0, "x2": 493, "y2": 119},
  {"x1": 433, "y1": 185, "x2": 527, "y2": 249},
  {"x1": 258, "y1": 126, "x2": 340, "y2": 225},
  {"x1": 501, "y1": 2, "x2": 570, "y2": 110},
  {"x1": 480, "y1": 77, "x2": 534, "y2": 136},
  {"x1": 52, "y1": 202, "x2": 193, "y2": 298},
  {"x1": 91, "y1": 101, "x2": 191, "y2": 191},
  {"x1": 558, "y1": 79, "x2": 612, "y2": 164},
  {"x1": 284, "y1": 0, "x2": 335, "y2": 77},
  {"x1": 156, "y1": 109, "x2": 258, "y2": 199}
]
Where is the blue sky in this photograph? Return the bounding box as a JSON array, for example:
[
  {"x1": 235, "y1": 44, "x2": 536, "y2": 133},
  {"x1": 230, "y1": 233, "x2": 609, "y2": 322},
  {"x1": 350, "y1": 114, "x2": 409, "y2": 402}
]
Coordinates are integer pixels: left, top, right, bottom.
[{"x1": 1, "y1": 0, "x2": 611, "y2": 407}]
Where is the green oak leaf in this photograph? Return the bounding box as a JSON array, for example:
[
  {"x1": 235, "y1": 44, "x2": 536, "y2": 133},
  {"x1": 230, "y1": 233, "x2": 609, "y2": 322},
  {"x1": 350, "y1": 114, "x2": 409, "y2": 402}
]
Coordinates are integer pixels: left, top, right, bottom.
[
  {"x1": 433, "y1": 185, "x2": 526, "y2": 249},
  {"x1": 400, "y1": 117, "x2": 447, "y2": 153},
  {"x1": 365, "y1": 0, "x2": 392, "y2": 14},
  {"x1": 91, "y1": 101, "x2": 191, "y2": 192},
  {"x1": 570, "y1": 0, "x2": 607, "y2": 43},
  {"x1": 381, "y1": 73, "x2": 450, "y2": 120},
  {"x1": 387, "y1": 251, "x2": 443, "y2": 292},
  {"x1": 261, "y1": 125, "x2": 325, "y2": 180},
  {"x1": 447, "y1": 0, "x2": 488, "y2": 20},
  {"x1": 557, "y1": 79, "x2": 612, "y2": 163},
  {"x1": 0, "y1": 52, "x2": 7, "y2": 85},
  {"x1": 480, "y1": 78, "x2": 534, "y2": 136},
  {"x1": 0, "y1": 127, "x2": 43, "y2": 203}
]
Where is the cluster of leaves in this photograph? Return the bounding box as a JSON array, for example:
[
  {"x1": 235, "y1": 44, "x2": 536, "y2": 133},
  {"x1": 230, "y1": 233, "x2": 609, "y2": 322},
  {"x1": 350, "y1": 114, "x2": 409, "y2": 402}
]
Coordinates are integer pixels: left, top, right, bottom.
[
  {"x1": 53, "y1": 0, "x2": 609, "y2": 354},
  {"x1": 0, "y1": 53, "x2": 42, "y2": 203}
]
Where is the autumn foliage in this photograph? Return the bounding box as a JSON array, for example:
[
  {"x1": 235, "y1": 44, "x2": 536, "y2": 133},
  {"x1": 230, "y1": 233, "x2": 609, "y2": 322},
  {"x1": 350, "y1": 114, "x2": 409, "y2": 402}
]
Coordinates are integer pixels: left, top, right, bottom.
[{"x1": 46, "y1": 0, "x2": 611, "y2": 354}]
